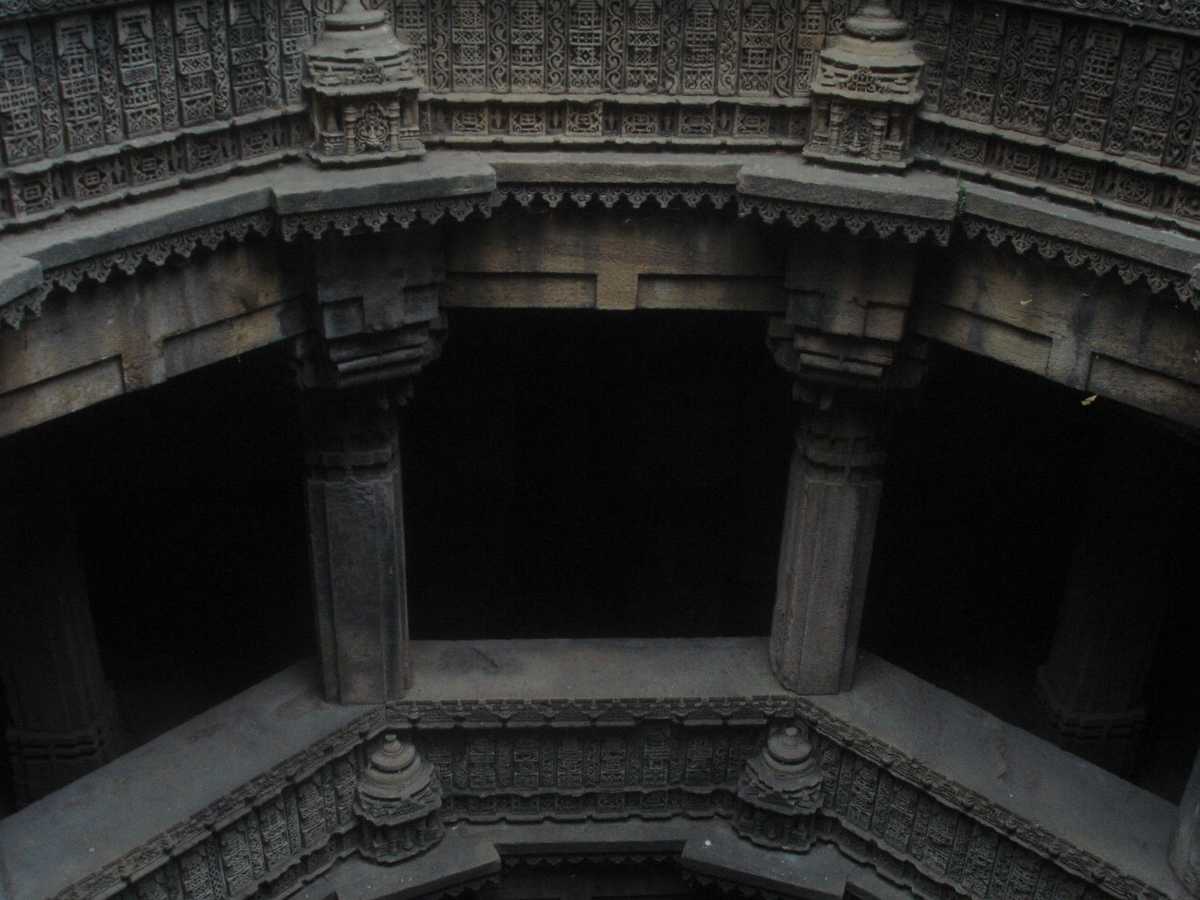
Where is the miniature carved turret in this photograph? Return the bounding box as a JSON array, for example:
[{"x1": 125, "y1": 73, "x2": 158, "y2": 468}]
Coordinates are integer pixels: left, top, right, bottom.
[
  {"x1": 356, "y1": 733, "x2": 444, "y2": 863},
  {"x1": 303, "y1": 0, "x2": 425, "y2": 166},
  {"x1": 805, "y1": 0, "x2": 924, "y2": 169},
  {"x1": 733, "y1": 723, "x2": 824, "y2": 852}
]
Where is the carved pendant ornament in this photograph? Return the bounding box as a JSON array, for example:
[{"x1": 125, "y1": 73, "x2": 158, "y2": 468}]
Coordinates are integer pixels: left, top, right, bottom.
[
  {"x1": 356, "y1": 733, "x2": 446, "y2": 863},
  {"x1": 302, "y1": 0, "x2": 425, "y2": 165},
  {"x1": 733, "y1": 722, "x2": 825, "y2": 852},
  {"x1": 804, "y1": 0, "x2": 923, "y2": 169}
]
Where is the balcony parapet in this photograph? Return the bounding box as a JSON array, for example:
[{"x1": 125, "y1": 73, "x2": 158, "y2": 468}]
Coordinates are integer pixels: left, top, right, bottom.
[{"x1": 0, "y1": 639, "x2": 1185, "y2": 900}]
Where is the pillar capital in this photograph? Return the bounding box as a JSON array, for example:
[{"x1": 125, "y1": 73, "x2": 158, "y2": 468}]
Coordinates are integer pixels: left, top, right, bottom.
[
  {"x1": 295, "y1": 230, "x2": 447, "y2": 393},
  {"x1": 789, "y1": 387, "x2": 889, "y2": 478},
  {"x1": 769, "y1": 234, "x2": 926, "y2": 396}
]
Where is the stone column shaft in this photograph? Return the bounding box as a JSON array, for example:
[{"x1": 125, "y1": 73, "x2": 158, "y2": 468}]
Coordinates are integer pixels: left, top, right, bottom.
[
  {"x1": 305, "y1": 389, "x2": 411, "y2": 704},
  {"x1": 1035, "y1": 426, "x2": 1173, "y2": 773},
  {"x1": 1, "y1": 493, "x2": 119, "y2": 804},
  {"x1": 770, "y1": 397, "x2": 886, "y2": 694}
]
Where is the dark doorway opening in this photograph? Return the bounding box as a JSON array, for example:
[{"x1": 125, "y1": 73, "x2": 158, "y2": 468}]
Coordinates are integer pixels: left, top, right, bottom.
[{"x1": 404, "y1": 309, "x2": 792, "y2": 640}]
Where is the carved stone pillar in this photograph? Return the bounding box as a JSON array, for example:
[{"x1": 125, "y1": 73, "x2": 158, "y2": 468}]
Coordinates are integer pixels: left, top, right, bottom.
[
  {"x1": 770, "y1": 390, "x2": 887, "y2": 694},
  {"x1": 0, "y1": 492, "x2": 120, "y2": 805},
  {"x1": 766, "y1": 234, "x2": 920, "y2": 694},
  {"x1": 305, "y1": 389, "x2": 411, "y2": 704},
  {"x1": 1172, "y1": 751, "x2": 1200, "y2": 896},
  {"x1": 1035, "y1": 428, "x2": 1173, "y2": 774},
  {"x1": 298, "y1": 231, "x2": 447, "y2": 704}
]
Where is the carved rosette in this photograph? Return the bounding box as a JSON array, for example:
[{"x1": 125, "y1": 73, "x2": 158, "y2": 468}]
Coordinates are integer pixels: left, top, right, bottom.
[
  {"x1": 303, "y1": 0, "x2": 425, "y2": 166},
  {"x1": 804, "y1": 0, "x2": 923, "y2": 170},
  {"x1": 356, "y1": 733, "x2": 445, "y2": 863},
  {"x1": 733, "y1": 723, "x2": 825, "y2": 852}
]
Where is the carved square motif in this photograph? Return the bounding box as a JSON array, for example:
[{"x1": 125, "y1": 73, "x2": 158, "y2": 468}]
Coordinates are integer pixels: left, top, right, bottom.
[
  {"x1": 621, "y1": 109, "x2": 659, "y2": 136},
  {"x1": 509, "y1": 106, "x2": 545, "y2": 136},
  {"x1": 565, "y1": 102, "x2": 602, "y2": 136},
  {"x1": 451, "y1": 106, "x2": 488, "y2": 134}
]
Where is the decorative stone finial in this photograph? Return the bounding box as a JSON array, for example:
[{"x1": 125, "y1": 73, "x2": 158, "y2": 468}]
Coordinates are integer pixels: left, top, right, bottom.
[
  {"x1": 303, "y1": 0, "x2": 425, "y2": 166},
  {"x1": 804, "y1": 0, "x2": 924, "y2": 169},
  {"x1": 732, "y1": 723, "x2": 824, "y2": 851},
  {"x1": 355, "y1": 733, "x2": 444, "y2": 863}
]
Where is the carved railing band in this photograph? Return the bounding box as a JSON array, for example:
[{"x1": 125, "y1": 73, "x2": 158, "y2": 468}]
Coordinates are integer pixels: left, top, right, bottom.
[
  {"x1": 8, "y1": 0, "x2": 1200, "y2": 243},
  {"x1": 47, "y1": 695, "x2": 1172, "y2": 900}
]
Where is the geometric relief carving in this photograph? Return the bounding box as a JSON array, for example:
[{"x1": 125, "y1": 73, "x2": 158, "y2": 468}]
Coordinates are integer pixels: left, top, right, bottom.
[
  {"x1": 625, "y1": 0, "x2": 660, "y2": 92},
  {"x1": 227, "y1": 0, "x2": 269, "y2": 114},
  {"x1": 0, "y1": 25, "x2": 44, "y2": 163},
  {"x1": 1128, "y1": 36, "x2": 1183, "y2": 163},
  {"x1": 510, "y1": 0, "x2": 544, "y2": 91},
  {"x1": 451, "y1": 0, "x2": 485, "y2": 88},
  {"x1": 568, "y1": 0, "x2": 603, "y2": 90},
  {"x1": 55, "y1": 14, "x2": 104, "y2": 151},
  {"x1": 738, "y1": 0, "x2": 774, "y2": 95},
  {"x1": 1070, "y1": 24, "x2": 1121, "y2": 149},
  {"x1": 957, "y1": 1, "x2": 1004, "y2": 125},
  {"x1": 116, "y1": 6, "x2": 162, "y2": 136},
  {"x1": 395, "y1": 0, "x2": 429, "y2": 83},
  {"x1": 682, "y1": 0, "x2": 717, "y2": 93},
  {"x1": 174, "y1": 0, "x2": 217, "y2": 125},
  {"x1": 279, "y1": 0, "x2": 312, "y2": 105},
  {"x1": 1006, "y1": 13, "x2": 1060, "y2": 135}
]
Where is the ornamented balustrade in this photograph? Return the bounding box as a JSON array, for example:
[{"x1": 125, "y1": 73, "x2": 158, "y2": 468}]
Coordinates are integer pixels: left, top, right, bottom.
[{"x1": 6, "y1": 0, "x2": 1200, "y2": 234}]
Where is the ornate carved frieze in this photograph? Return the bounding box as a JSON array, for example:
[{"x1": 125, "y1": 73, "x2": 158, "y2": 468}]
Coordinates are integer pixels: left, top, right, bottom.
[
  {"x1": 419, "y1": 96, "x2": 808, "y2": 146},
  {"x1": 278, "y1": 192, "x2": 491, "y2": 240},
  {"x1": 737, "y1": 194, "x2": 951, "y2": 245},
  {"x1": 0, "y1": 210, "x2": 274, "y2": 327},
  {"x1": 959, "y1": 214, "x2": 1200, "y2": 306},
  {"x1": 7, "y1": 0, "x2": 1200, "y2": 237},
  {"x1": 44, "y1": 694, "x2": 1173, "y2": 900}
]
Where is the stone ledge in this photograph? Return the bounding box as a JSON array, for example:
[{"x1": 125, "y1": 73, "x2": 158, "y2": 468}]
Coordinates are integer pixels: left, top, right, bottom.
[
  {"x1": 5, "y1": 151, "x2": 1200, "y2": 330},
  {"x1": 0, "y1": 639, "x2": 1185, "y2": 900},
  {"x1": 737, "y1": 157, "x2": 960, "y2": 224}
]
